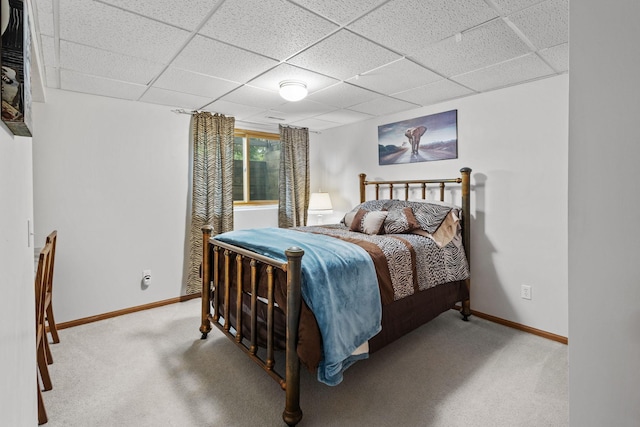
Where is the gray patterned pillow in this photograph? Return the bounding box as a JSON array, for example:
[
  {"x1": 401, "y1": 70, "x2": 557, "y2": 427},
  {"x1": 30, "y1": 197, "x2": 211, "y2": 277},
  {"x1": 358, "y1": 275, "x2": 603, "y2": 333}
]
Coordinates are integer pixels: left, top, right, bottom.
[
  {"x1": 341, "y1": 199, "x2": 395, "y2": 225},
  {"x1": 387, "y1": 201, "x2": 452, "y2": 234},
  {"x1": 383, "y1": 207, "x2": 420, "y2": 234}
]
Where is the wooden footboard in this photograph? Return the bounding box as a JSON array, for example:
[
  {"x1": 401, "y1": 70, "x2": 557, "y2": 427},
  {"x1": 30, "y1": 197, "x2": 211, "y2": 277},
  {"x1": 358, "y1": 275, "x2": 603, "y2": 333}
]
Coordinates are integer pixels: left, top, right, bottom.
[{"x1": 200, "y1": 225, "x2": 304, "y2": 426}]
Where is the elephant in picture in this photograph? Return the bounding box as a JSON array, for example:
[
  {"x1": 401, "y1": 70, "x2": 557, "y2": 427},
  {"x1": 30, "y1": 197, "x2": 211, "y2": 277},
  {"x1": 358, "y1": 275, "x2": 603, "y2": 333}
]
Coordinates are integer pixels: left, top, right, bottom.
[{"x1": 405, "y1": 126, "x2": 427, "y2": 155}]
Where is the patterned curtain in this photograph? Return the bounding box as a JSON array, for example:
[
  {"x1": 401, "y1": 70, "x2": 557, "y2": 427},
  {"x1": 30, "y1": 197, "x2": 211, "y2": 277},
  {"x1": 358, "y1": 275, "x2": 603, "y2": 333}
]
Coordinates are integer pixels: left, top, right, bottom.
[
  {"x1": 278, "y1": 125, "x2": 310, "y2": 228},
  {"x1": 186, "y1": 112, "x2": 235, "y2": 294}
]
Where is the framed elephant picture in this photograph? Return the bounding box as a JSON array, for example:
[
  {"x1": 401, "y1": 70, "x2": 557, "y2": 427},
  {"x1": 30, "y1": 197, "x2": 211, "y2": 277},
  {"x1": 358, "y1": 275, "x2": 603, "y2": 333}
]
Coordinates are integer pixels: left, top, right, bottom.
[{"x1": 378, "y1": 109, "x2": 457, "y2": 165}]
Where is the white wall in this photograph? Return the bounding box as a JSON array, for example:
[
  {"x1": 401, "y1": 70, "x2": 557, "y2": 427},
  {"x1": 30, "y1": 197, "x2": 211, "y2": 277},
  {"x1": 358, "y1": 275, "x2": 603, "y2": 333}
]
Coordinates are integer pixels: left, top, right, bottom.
[
  {"x1": 234, "y1": 205, "x2": 278, "y2": 230},
  {"x1": 32, "y1": 77, "x2": 569, "y2": 340},
  {"x1": 0, "y1": 128, "x2": 36, "y2": 425},
  {"x1": 310, "y1": 75, "x2": 569, "y2": 337},
  {"x1": 568, "y1": 2, "x2": 640, "y2": 425},
  {"x1": 32, "y1": 89, "x2": 282, "y2": 323},
  {"x1": 33, "y1": 89, "x2": 193, "y2": 322}
]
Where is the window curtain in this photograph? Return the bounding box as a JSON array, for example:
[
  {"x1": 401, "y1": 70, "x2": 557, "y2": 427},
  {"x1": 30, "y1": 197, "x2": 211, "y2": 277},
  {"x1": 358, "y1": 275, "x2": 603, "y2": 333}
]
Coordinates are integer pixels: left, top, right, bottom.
[
  {"x1": 278, "y1": 125, "x2": 310, "y2": 228},
  {"x1": 186, "y1": 112, "x2": 235, "y2": 294}
]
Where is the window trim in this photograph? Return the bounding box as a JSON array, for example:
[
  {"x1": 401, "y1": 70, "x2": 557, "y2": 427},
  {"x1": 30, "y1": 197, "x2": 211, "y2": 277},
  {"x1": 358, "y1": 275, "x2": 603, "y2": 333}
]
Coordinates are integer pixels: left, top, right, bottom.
[{"x1": 233, "y1": 128, "x2": 280, "y2": 206}]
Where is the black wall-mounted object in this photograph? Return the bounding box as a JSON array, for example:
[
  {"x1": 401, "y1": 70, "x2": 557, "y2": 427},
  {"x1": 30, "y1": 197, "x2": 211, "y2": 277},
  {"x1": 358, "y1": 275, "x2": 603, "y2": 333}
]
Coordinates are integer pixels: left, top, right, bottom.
[{"x1": 1, "y1": 0, "x2": 32, "y2": 137}]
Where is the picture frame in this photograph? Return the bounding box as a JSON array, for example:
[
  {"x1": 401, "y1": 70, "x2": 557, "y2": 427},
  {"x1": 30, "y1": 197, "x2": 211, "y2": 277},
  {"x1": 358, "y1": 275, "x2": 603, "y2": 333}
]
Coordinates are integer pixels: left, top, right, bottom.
[
  {"x1": 1, "y1": 0, "x2": 32, "y2": 137},
  {"x1": 378, "y1": 109, "x2": 457, "y2": 165}
]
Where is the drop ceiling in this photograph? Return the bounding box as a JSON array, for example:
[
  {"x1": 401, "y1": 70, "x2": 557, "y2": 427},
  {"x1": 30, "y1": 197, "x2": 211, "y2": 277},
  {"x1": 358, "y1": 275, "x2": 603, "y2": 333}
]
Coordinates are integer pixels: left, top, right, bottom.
[{"x1": 32, "y1": 0, "x2": 568, "y2": 131}]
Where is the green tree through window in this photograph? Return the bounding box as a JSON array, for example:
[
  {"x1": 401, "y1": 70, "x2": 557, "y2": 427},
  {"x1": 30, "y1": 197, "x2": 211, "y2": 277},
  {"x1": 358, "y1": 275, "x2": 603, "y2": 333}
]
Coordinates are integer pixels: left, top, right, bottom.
[{"x1": 233, "y1": 130, "x2": 280, "y2": 204}]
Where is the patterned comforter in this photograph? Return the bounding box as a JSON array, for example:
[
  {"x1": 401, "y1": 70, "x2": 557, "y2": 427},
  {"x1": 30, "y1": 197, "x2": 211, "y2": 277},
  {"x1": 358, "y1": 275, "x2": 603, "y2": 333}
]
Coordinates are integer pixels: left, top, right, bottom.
[
  {"x1": 210, "y1": 202, "x2": 470, "y2": 380},
  {"x1": 294, "y1": 223, "x2": 470, "y2": 305}
]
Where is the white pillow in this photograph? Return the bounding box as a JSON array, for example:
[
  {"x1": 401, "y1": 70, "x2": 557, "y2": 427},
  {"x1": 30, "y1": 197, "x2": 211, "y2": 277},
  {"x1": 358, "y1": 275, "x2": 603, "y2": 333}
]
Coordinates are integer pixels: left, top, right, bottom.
[{"x1": 350, "y1": 210, "x2": 388, "y2": 235}]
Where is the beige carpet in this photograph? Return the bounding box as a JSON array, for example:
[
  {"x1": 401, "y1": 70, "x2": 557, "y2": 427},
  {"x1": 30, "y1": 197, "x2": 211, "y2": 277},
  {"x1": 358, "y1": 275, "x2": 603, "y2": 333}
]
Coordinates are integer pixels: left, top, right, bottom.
[{"x1": 41, "y1": 298, "x2": 568, "y2": 426}]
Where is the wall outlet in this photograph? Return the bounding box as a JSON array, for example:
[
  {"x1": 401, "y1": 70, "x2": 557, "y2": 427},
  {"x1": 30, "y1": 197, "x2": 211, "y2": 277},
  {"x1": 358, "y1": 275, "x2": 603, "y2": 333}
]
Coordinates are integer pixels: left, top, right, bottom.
[
  {"x1": 521, "y1": 284, "x2": 532, "y2": 300},
  {"x1": 142, "y1": 270, "x2": 152, "y2": 286}
]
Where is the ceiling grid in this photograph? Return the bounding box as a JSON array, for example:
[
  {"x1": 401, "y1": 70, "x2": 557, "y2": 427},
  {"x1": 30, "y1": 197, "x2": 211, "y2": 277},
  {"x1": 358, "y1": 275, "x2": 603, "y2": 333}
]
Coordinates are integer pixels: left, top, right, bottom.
[{"x1": 32, "y1": 0, "x2": 568, "y2": 131}]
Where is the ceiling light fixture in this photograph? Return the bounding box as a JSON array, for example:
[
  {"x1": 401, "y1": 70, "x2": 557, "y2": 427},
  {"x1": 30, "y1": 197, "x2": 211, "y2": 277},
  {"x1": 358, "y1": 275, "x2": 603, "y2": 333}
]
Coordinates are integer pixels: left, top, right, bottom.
[{"x1": 279, "y1": 80, "x2": 308, "y2": 102}]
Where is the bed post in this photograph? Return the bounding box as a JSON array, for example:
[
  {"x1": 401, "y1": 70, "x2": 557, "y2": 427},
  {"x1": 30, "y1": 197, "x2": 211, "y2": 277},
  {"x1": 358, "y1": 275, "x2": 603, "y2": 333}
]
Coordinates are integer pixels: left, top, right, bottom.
[
  {"x1": 359, "y1": 173, "x2": 367, "y2": 203},
  {"x1": 283, "y1": 247, "x2": 304, "y2": 427},
  {"x1": 200, "y1": 225, "x2": 213, "y2": 339},
  {"x1": 460, "y1": 167, "x2": 472, "y2": 321}
]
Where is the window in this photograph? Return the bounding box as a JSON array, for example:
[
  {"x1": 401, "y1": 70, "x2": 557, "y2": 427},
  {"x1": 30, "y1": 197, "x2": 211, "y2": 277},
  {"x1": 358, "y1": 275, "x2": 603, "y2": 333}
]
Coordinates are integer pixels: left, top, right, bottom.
[{"x1": 233, "y1": 129, "x2": 281, "y2": 204}]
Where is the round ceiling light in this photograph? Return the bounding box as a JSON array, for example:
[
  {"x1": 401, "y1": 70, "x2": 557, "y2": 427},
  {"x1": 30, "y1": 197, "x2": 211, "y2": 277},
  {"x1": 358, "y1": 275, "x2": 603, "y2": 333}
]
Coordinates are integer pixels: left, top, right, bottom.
[{"x1": 279, "y1": 80, "x2": 308, "y2": 102}]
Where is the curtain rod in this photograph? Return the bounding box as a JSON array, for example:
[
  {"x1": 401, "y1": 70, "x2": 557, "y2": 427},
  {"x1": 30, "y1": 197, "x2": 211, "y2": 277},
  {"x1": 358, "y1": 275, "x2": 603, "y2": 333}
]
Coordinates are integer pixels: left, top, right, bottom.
[{"x1": 171, "y1": 109, "x2": 321, "y2": 134}]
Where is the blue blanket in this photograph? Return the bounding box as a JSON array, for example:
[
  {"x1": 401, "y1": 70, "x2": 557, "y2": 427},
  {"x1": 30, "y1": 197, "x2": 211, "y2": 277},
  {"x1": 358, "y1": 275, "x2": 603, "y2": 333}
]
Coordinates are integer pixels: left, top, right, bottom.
[{"x1": 215, "y1": 227, "x2": 382, "y2": 386}]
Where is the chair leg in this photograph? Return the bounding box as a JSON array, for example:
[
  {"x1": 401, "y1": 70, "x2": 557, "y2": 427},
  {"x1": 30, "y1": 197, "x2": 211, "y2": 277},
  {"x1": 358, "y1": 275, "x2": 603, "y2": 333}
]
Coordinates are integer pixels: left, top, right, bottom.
[
  {"x1": 46, "y1": 305, "x2": 60, "y2": 344},
  {"x1": 37, "y1": 341, "x2": 53, "y2": 391},
  {"x1": 37, "y1": 382, "x2": 48, "y2": 425},
  {"x1": 44, "y1": 333, "x2": 53, "y2": 365}
]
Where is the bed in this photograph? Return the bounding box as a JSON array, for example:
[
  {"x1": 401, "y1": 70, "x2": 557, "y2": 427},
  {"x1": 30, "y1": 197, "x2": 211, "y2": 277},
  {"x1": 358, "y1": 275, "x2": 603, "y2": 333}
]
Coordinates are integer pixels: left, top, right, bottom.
[{"x1": 198, "y1": 167, "x2": 472, "y2": 426}]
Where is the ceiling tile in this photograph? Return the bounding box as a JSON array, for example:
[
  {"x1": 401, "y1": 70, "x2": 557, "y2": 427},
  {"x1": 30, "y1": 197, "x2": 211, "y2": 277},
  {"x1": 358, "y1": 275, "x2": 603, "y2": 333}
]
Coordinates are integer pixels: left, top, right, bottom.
[
  {"x1": 274, "y1": 99, "x2": 338, "y2": 118},
  {"x1": 172, "y1": 35, "x2": 278, "y2": 83},
  {"x1": 393, "y1": 79, "x2": 475, "y2": 106},
  {"x1": 292, "y1": 0, "x2": 387, "y2": 25},
  {"x1": 451, "y1": 54, "x2": 555, "y2": 92},
  {"x1": 348, "y1": 0, "x2": 498, "y2": 55},
  {"x1": 348, "y1": 96, "x2": 420, "y2": 116},
  {"x1": 59, "y1": 41, "x2": 164, "y2": 85},
  {"x1": 411, "y1": 19, "x2": 531, "y2": 77},
  {"x1": 199, "y1": 0, "x2": 338, "y2": 60},
  {"x1": 35, "y1": 0, "x2": 54, "y2": 37},
  {"x1": 203, "y1": 100, "x2": 266, "y2": 120},
  {"x1": 539, "y1": 43, "x2": 568, "y2": 73},
  {"x1": 60, "y1": 70, "x2": 147, "y2": 100},
  {"x1": 219, "y1": 85, "x2": 285, "y2": 109},
  {"x1": 153, "y1": 67, "x2": 241, "y2": 99},
  {"x1": 139, "y1": 87, "x2": 214, "y2": 109},
  {"x1": 346, "y1": 58, "x2": 442, "y2": 95},
  {"x1": 58, "y1": 0, "x2": 190, "y2": 63},
  {"x1": 307, "y1": 82, "x2": 381, "y2": 108},
  {"x1": 243, "y1": 109, "x2": 309, "y2": 126},
  {"x1": 508, "y1": 0, "x2": 568, "y2": 49},
  {"x1": 287, "y1": 30, "x2": 401, "y2": 81},
  {"x1": 99, "y1": 0, "x2": 222, "y2": 31},
  {"x1": 32, "y1": 0, "x2": 569, "y2": 131},
  {"x1": 247, "y1": 63, "x2": 339, "y2": 94},
  {"x1": 314, "y1": 109, "x2": 375, "y2": 125},
  {"x1": 491, "y1": 0, "x2": 544, "y2": 15},
  {"x1": 289, "y1": 117, "x2": 342, "y2": 131}
]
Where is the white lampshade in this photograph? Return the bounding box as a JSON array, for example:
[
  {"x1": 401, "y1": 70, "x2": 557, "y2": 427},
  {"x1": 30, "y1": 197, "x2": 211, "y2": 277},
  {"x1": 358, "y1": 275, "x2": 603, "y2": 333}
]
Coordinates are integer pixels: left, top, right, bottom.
[
  {"x1": 308, "y1": 192, "x2": 333, "y2": 215},
  {"x1": 279, "y1": 80, "x2": 308, "y2": 102}
]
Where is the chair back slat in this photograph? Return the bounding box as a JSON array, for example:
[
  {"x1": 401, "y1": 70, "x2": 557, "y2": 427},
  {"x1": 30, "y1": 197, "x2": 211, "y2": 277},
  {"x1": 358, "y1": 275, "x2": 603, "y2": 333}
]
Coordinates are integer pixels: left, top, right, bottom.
[
  {"x1": 45, "y1": 230, "x2": 57, "y2": 295},
  {"x1": 35, "y1": 245, "x2": 52, "y2": 328},
  {"x1": 44, "y1": 230, "x2": 61, "y2": 344}
]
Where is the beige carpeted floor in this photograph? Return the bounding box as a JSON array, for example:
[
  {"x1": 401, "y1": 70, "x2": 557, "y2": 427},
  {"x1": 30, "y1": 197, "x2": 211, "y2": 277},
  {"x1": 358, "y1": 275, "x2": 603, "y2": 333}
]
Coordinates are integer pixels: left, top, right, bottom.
[{"x1": 41, "y1": 298, "x2": 568, "y2": 427}]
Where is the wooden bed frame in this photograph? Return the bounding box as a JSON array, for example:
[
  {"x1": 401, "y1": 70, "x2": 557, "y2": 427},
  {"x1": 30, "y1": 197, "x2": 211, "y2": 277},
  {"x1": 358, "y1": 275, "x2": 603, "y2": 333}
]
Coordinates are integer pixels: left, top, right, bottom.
[{"x1": 199, "y1": 167, "x2": 471, "y2": 426}]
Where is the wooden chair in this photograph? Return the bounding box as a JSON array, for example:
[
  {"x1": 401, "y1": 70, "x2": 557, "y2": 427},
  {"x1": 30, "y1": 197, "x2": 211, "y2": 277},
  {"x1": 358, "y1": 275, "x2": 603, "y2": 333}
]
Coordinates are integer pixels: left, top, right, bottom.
[
  {"x1": 44, "y1": 230, "x2": 60, "y2": 348},
  {"x1": 36, "y1": 244, "x2": 53, "y2": 424}
]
